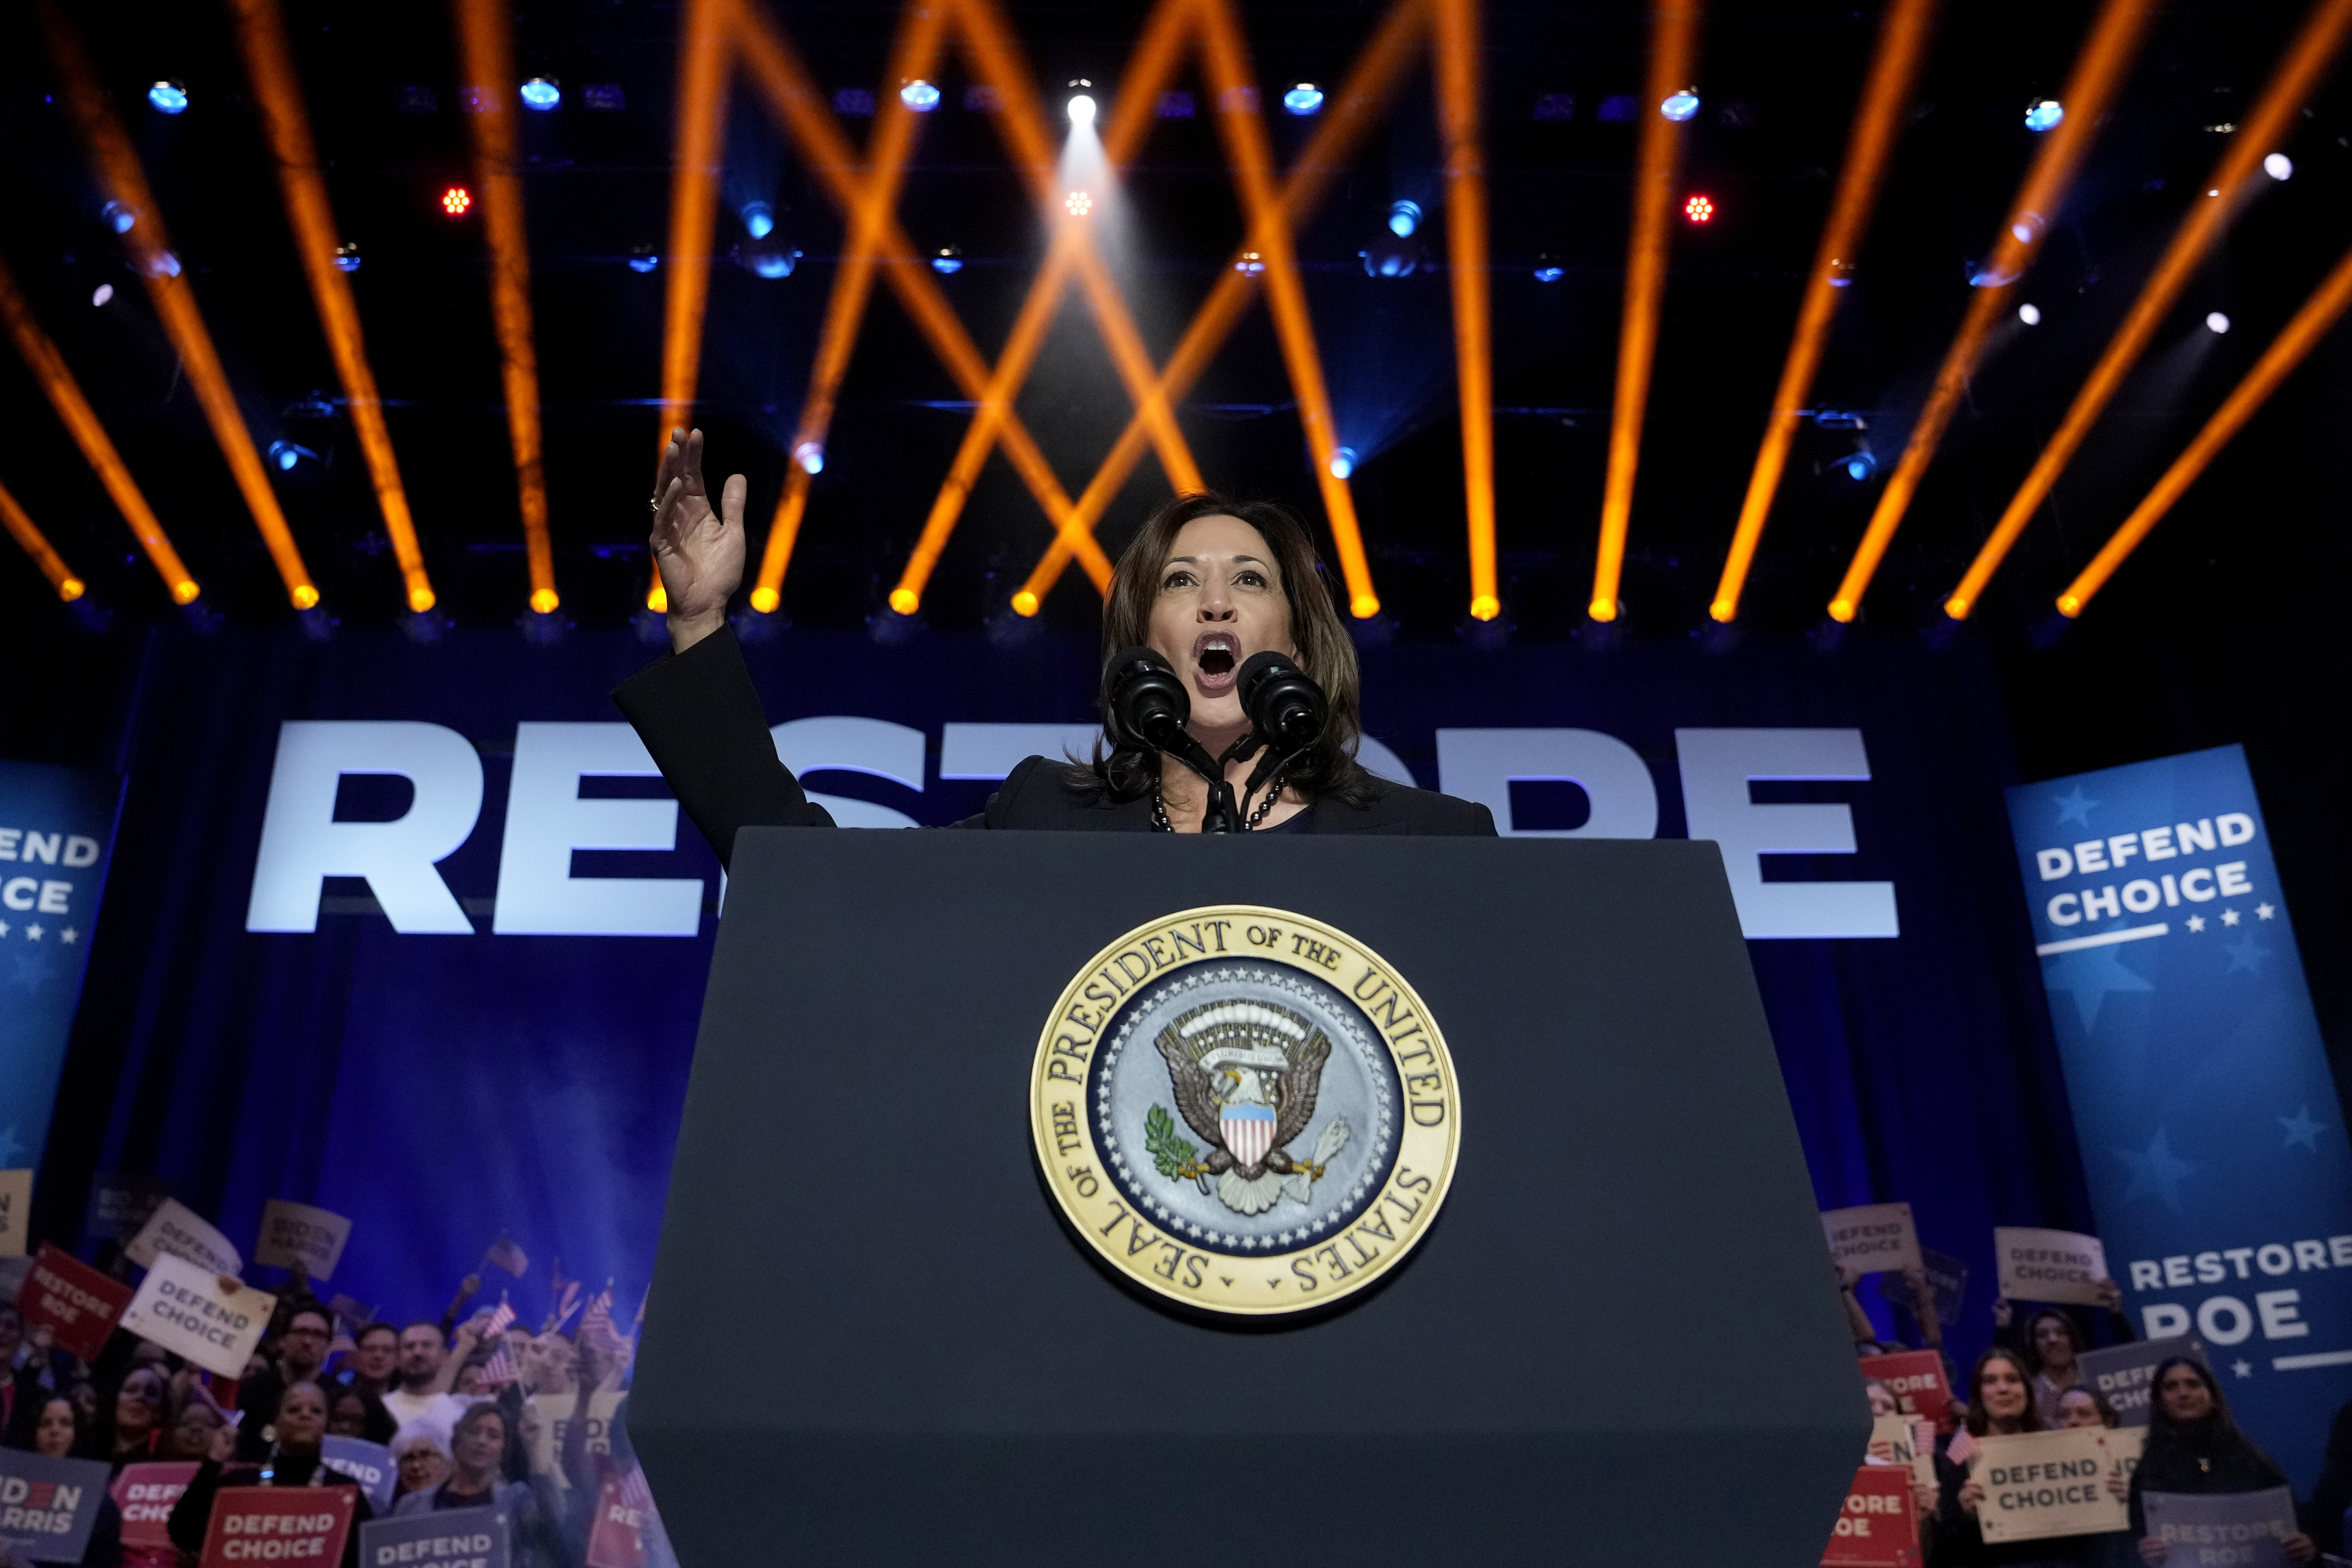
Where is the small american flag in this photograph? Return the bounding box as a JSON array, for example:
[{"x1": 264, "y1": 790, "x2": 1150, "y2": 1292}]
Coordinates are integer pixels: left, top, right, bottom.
[
  {"x1": 578, "y1": 1288, "x2": 615, "y2": 1343},
  {"x1": 480, "y1": 1298, "x2": 516, "y2": 1337},
  {"x1": 478, "y1": 1342, "x2": 518, "y2": 1387},
  {"x1": 617, "y1": 1465, "x2": 654, "y2": 1514},
  {"x1": 483, "y1": 1236, "x2": 529, "y2": 1278}
]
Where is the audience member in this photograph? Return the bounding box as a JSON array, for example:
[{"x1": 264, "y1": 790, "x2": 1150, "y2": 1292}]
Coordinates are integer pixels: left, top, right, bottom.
[
  {"x1": 380, "y1": 1322, "x2": 470, "y2": 1438},
  {"x1": 92, "y1": 1365, "x2": 169, "y2": 1472},
  {"x1": 2127, "y1": 1358, "x2": 2314, "y2": 1565},
  {"x1": 328, "y1": 1386, "x2": 397, "y2": 1445},
  {"x1": 394, "y1": 1403, "x2": 566, "y2": 1568},
  {"x1": 170, "y1": 1383, "x2": 373, "y2": 1568},
  {"x1": 338, "y1": 1323, "x2": 401, "y2": 1400},
  {"x1": 237, "y1": 1303, "x2": 337, "y2": 1459},
  {"x1": 165, "y1": 1399, "x2": 231, "y2": 1461},
  {"x1": 26, "y1": 1394, "x2": 124, "y2": 1568},
  {"x1": 1932, "y1": 1349, "x2": 2082, "y2": 1565}
]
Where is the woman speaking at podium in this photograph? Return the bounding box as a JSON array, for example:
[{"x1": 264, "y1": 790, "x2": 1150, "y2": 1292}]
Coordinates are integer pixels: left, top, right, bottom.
[{"x1": 614, "y1": 428, "x2": 1494, "y2": 856}]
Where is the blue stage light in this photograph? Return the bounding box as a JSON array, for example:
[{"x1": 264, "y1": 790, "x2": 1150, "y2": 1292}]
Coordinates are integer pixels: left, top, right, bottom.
[
  {"x1": 795, "y1": 442, "x2": 824, "y2": 474},
  {"x1": 743, "y1": 239, "x2": 799, "y2": 278},
  {"x1": 2024, "y1": 99, "x2": 2063, "y2": 132},
  {"x1": 149, "y1": 81, "x2": 189, "y2": 115},
  {"x1": 1844, "y1": 449, "x2": 1877, "y2": 482},
  {"x1": 1388, "y1": 199, "x2": 1422, "y2": 238},
  {"x1": 333, "y1": 243, "x2": 361, "y2": 274},
  {"x1": 741, "y1": 201, "x2": 775, "y2": 239},
  {"x1": 1284, "y1": 83, "x2": 1324, "y2": 116},
  {"x1": 627, "y1": 246, "x2": 659, "y2": 274},
  {"x1": 932, "y1": 246, "x2": 963, "y2": 274},
  {"x1": 1329, "y1": 446, "x2": 1358, "y2": 479},
  {"x1": 102, "y1": 202, "x2": 135, "y2": 234},
  {"x1": 901, "y1": 80, "x2": 940, "y2": 112},
  {"x1": 520, "y1": 77, "x2": 560, "y2": 111},
  {"x1": 268, "y1": 440, "x2": 318, "y2": 472},
  {"x1": 1532, "y1": 252, "x2": 1564, "y2": 283},
  {"x1": 1360, "y1": 237, "x2": 1418, "y2": 277},
  {"x1": 1660, "y1": 87, "x2": 1700, "y2": 122}
]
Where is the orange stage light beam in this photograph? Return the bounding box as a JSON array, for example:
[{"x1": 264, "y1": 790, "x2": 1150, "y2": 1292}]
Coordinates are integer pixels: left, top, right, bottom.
[
  {"x1": 2056, "y1": 239, "x2": 2352, "y2": 617},
  {"x1": 726, "y1": 2, "x2": 1116, "y2": 594},
  {"x1": 1433, "y1": 0, "x2": 1497, "y2": 621},
  {"x1": 454, "y1": 0, "x2": 557, "y2": 615},
  {"x1": 0, "y1": 251, "x2": 198, "y2": 603},
  {"x1": 0, "y1": 478, "x2": 85, "y2": 602},
  {"x1": 1944, "y1": 0, "x2": 2352, "y2": 620},
  {"x1": 1710, "y1": 0, "x2": 1940, "y2": 623},
  {"x1": 227, "y1": 0, "x2": 435, "y2": 613},
  {"x1": 1825, "y1": 0, "x2": 2155, "y2": 624},
  {"x1": 38, "y1": 0, "x2": 319, "y2": 609},
  {"x1": 749, "y1": 0, "x2": 949, "y2": 615},
  {"x1": 1196, "y1": 0, "x2": 1379, "y2": 617},
  {"x1": 1013, "y1": 0, "x2": 1428, "y2": 613},
  {"x1": 647, "y1": 0, "x2": 735, "y2": 612},
  {"x1": 1590, "y1": 0, "x2": 1702, "y2": 623}
]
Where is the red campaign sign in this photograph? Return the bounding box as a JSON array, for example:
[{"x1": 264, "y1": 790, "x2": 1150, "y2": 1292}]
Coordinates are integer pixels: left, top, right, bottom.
[
  {"x1": 112, "y1": 1462, "x2": 202, "y2": 1550},
  {"x1": 1821, "y1": 1465, "x2": 1922, "y2": 1568},
  {"x1": 1858, "y1": 1350, "x2": 1955, "y2": 1431},
  {"x1": 583, "y1": 1474, "x2": 645, "y2": 1568},
  {"x1": 20, "y1": 1244, "x2": 136, "y2": 1364},
  {"x1": 197, "y1": 1485, "x2": 356, "y2": 1568}
]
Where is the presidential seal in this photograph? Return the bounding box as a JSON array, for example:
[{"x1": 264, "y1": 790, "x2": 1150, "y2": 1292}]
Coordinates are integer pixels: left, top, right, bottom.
[{"x1": 1029, "y1": 904, "x2": 1461, "y2": 1316}]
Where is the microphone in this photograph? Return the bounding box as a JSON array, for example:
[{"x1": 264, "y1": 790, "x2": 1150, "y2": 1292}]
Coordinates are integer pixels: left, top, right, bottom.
[
  {"x1": 1103, "y1": 646, "x2": 1238, "y2": 830},
  {"x1": 1235, "y1": 651, "x2": 1327, "y2": 753}
]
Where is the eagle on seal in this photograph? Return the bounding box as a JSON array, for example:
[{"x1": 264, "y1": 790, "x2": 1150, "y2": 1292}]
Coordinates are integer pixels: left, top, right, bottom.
[{"x1": 1153, "y1": 999, "x2": 1349, "y2": 1216}]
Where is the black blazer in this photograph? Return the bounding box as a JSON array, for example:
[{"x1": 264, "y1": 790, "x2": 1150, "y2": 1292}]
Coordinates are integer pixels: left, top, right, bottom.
[{"x1": 612, "y1": 627, "x2": 1496, "y2": 866}]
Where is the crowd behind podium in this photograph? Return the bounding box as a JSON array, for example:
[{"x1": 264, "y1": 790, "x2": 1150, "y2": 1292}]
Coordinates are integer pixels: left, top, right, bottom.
[{"x1": 6, "y1": 1231, "x2": 2352, "y2": 1566}]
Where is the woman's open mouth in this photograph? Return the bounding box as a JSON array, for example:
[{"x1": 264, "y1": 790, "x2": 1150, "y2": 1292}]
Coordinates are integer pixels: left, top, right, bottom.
[{"x1": 1192, "y1": 632, "x2": 1240, "y2": 694}]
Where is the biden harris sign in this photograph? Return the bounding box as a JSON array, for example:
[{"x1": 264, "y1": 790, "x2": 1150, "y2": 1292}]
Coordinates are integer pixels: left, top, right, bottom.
[
  {"x1": 0, "y1": 762, "x2": 117, "y2": 1172},
  {"x1": 2006, "y1": 744, "x2": 2352, "y2": 1487}
]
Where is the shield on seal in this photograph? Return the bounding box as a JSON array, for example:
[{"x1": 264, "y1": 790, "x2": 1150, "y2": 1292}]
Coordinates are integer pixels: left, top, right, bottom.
[{"x1": 1223, "y1": 1102, "x2": 1277, "y2": 1167}]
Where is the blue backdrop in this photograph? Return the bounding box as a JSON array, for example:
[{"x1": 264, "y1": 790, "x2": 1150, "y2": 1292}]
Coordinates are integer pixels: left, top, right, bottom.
[
  {"x1": 0, "y1": 760, "x2": 119, "y2": 1172},
  {"x1": 37, "y1": 620, "x2": 2249, "y2": 1436}
]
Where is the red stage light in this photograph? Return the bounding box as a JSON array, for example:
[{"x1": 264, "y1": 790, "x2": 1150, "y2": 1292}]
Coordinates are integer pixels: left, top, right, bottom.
[
  {"x1": 441, "y1": 185, "x2": 473, "y2": 217},
  {"x1": 1683, "y1": 193, "x2": 1715, "y2": 225}
]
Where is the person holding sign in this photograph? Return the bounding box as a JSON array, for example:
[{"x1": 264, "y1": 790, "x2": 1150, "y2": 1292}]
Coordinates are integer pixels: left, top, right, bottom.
[
  {"x1": 2127, "y1": 1358, "x2": 2314, "y2": 1565},
  {"x1": 390, "y1": 1406, "x2": 562, "y2": 1568},
  {"x1": 622, "y1": 429, "x2": 1494, "y2": 848},
  {"x1": 2000, "y1": 1304, "x2": 2134, "y2": 1429},
  {"x1": 169, "y1": 1383, "x2": 372, "y2": 1568},
  {"x1": 21, "y1": 1393, "x2": 125, "y2": 1568},
  {"x1": 1932, "y1": 1349, "x2": 2086, "y2": 1566}
]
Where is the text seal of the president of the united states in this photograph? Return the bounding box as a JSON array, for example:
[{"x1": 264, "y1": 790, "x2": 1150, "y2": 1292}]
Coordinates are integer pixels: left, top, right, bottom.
[{"x1": 1030, "y1": 904, "x2": 1461, "y2": 1316}]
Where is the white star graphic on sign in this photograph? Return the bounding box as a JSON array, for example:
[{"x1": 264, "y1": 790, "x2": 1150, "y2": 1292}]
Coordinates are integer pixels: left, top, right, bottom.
[
  {"x1": 59, "y1": 928, "x2": 77, "y2": 944},
  {"x1": 2231, "y1": 1360, "x2": 2253, "y2": 1379},
  {"x1": 2256, "y1": 904, "x2": 2275, "y2": 920},
  {"x1": 2220, "y1": 908, "x2": 2241, "y2": 926},
  {"x1": 23, "y1": 924, "x2": 40, "y2": 942},
  {"x1": 2186, "y1": 915, "x2": 2205, "y2": 933},
  {"x1": 0, "y1": 921, "x2": 9, "y2": 938}
]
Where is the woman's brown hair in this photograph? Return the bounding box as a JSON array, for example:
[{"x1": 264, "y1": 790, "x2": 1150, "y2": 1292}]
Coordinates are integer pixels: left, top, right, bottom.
[
  {"x1": 1072, "y1": 491, "x2": 1373, "y2": 808},
  {"x1": 1962, "y1": 1348, "x2": 2047, "y2": 1438}
]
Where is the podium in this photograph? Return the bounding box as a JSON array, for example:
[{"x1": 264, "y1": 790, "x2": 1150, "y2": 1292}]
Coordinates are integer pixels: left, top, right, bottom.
[{"x1": 632, "y1": 830, "x2": 1866, "y2": 1565}]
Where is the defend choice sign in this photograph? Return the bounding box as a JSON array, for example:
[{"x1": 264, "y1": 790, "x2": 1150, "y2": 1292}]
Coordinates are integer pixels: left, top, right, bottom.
[
  {"x1": 1994, "y1": 1227, "x2": 2110, "y2": 1306},
  {"x1": 2079, "y1": 1336, "x2": 2209, "y2": 1427},
  {"x1": 20, "y1": 1243, "x2": 135, "y2": 1363},
  {"x1": 358, "y1": 1507, "x2": 508, "y2": 1568},
  {"x1": 1970, "y1": 1426, "x2": 2143, "y2": 1542},
  {"x1": 1824, "y1": 1204, "x2": 1922, "y2": 1278},
  {"x1": 2141, "y1": 1487, "x2": 2298, "y2": 1568},
  {"x1": 124, "y1": 1252, "x2": 277, "y2": 1378},
  {"x1": 0, "y1": 1448, "x2": 114, "y2": 1563},
  {"x1": 126, "y1": 1198, "x2": 243, "y2": 1277},
  {"x1": 197, "y1": 1486, "x2": 356, "y2": 1568},
  {"x1": 254, "y1": 1202, "x2": 353, "y2": 1280},
  {"x1": 112, "y1": 1462, "x2": 202, "y2": 1551}
]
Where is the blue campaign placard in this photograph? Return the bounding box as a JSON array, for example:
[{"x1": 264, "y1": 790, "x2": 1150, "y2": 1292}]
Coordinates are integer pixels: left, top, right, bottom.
[
  {"x1": 359, "y1": 1506, "x2": 508, "y2": 1568},
  {"x1": 0, "y1": 1448, "x2": 116, "y2": 1562},
  {"x1": 321, "y1": 1436, "x2": 396, "y2": 1513},
  {"x1": 2006, "y1": 744, "x2": 2352, "y2": 1487},
  {"x1": 0, "y1": 760, "x2": 120, "y2": 1171}
]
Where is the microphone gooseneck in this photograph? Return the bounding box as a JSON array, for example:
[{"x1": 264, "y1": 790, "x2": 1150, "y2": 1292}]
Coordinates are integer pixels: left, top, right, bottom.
[{"x1": 1104, "y1": 647, "x2": 1239, "y2": 831}]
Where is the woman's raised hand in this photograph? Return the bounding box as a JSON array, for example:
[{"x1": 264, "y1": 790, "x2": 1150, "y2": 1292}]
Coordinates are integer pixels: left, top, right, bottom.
[{"x1": 649, "y1": 427, "x2": 748, "y2": 653}]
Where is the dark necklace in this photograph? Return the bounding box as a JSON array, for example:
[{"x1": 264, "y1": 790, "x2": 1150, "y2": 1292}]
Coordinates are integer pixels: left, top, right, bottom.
[{"x1": 1152, "y1": 766, "x2": 1293, "y2": 832}]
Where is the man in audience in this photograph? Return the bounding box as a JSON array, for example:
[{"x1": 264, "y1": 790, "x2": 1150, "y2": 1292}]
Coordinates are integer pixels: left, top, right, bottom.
[
  {"x1": 339, "y1": 1323, "x2": 400, "y2": 1400},
  {"x1": 381, "y1": 1321, "x2": 469, "y2": 1438},
  {"x1": 238, "y1": 1304, "x2": 336, "y2": 1458}
]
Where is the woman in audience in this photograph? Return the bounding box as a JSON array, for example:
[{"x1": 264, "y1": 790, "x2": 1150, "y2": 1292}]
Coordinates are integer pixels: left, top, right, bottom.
[
  {"x1": 1933, "y1": 1348, "x2": 2083, "y2": 1565},
  {"x1": 394, "y1": 1402, "x2": 566, "y2": 1568},
  {"x1": 28, "y1": 1394, "x2": 124, "y2": 1568},
  {"x1": 170, "y1": 1382, "x2": 373, "y2": 1568},
  {"x1": 391, "y1": 1426, "x2": 453, "y2": 1503},
  {"x1": 327, "y1": 1386, "x2": 397, "y2": 1445},
  {"x1": 164, "y1": 1398, "x2": 231, "y2": 1461},
  {"x1": 2050, "y1": 1386, "x2": 2135, "y2": 1568},
  {"x1": 2127, "y1": 1357, "x2": 2314, "y2": 1564},
  {"x1": 90, "y1": 1365, "x2": 169, "y2": 1470}
]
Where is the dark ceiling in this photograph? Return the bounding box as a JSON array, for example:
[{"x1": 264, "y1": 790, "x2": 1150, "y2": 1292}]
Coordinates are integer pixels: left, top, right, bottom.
[{"x1": 0, "y1": 0, "x2": 2347, "y2": 644}]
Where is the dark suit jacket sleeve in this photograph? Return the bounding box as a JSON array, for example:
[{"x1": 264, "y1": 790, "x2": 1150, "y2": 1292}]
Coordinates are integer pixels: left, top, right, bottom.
[{"x1": 611, "y1": 626, "x2": 836, "y2": 869}]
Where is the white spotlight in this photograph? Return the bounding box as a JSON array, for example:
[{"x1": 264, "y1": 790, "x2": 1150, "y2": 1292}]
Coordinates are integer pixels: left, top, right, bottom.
[
  {"x1": 2017, "y1": 302, "x2": 2041, "y2": 326},
  {"x1": 2205, "y1": 311, "x2": 2231, "y2": 335},
  {"x1": 91, "y1": 283, "x2": 114, "y2": 307},
  {"x1": 1067, "y1": 92, "x2": 1096, "y2": 126},
  {"x1": 2264, "y1": 152, "x2": 2293, "y2": 181}
]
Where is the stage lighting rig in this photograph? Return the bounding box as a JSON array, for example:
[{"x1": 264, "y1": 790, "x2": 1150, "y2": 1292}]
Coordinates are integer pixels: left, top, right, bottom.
[
  {"x1": 520, "y1": 77, "x2": 560, "y2": 111},
  {"x1": 2018, "y1": 302, "x2": 2043, "y2": 325},
  {"x1": 901, "y1": 80, "x2": 941, "y2": 111},
  {"x1": 627, "y1": 246, "x2": 660, "y2": 274},
  {"x1": 441, "y1": 186, "x2": 473, "y2": 217},
  {"x1": 932, "y1": 246, "x2": 963, "y2": 274},
  {"x1": 1283, "y1": 83, "x2": 1324, "y2": 116},
  {"x1": 1532, "y1": 254, "x2": 1564, "y2": 283},
  {"x1": 1361, "y1": 234, "x2": 1420, "y2": 277},
  {"x1": 1843, "y1": 447, "x2": 1878, "y2": 482},
  {"x1": 2205, "y1": 311, "x2": 2231, "y2": 334},
  {"x1": 741, "y1": 201, "x2": 776, "y2": 239},
  {"x1": 1064, "y1": 189, "x2": 1094, "y2": 217},
  {"x1": 795, "y1": 442, "x2": 824, "y2": 474},
  {"x1": 1388, "y1": 199, "x2": 1422, "y2": 237},
  {"x1": 1328, "y1": 446, "x2": 1358, "y2": 479},
  {"x1": 267, "y1": 440, "x2": 319, "y2": 472},
  {"x1": 740, "y1": 236, "x2": 800, "y2": 277},
  {"x1": 1660, "y1": 87, "x2": 1700, "y2": 122},
  {"x1": 148, "y1": 80, "x2": 188, "y2": 115},
  {"x1": 1683, "y1": 193, "x2": 1715, "y2": 224},
  {"x1": 90, "y1": 284, "x2": 113, "y2": 307},
  {"x1": 333, "y1": 243, "x2": 361, "y2": 274},
  {"x1": 1067, "y1": 80, "x2": 1096, "y2": 125},
  {"x1": 101, "y1": 202, "x2": 134, "y2": 234},
  {"x1": 2265, "y1": 153, "x2": 2294, "y2": 180},
  {"x1": 2024, "y1": 98, "x2": 2064, "y2": 132}
]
